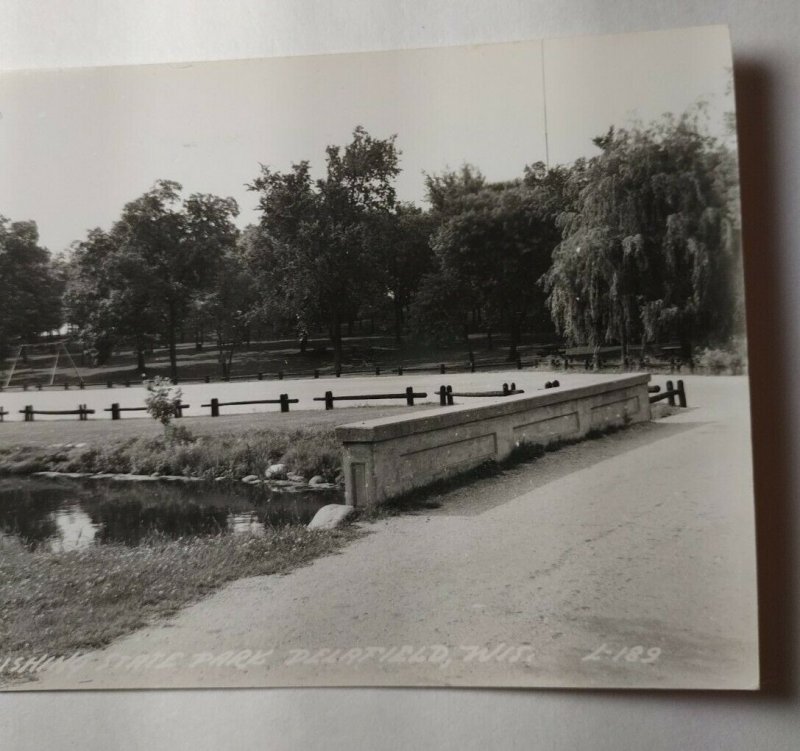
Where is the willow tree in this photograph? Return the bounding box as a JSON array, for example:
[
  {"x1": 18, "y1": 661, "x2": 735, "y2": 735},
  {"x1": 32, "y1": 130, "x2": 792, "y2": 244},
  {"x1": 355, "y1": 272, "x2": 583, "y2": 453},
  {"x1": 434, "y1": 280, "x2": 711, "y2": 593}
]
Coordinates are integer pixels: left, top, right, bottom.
[{"x1": 543, "y1": 111, "x2": 741, "y2": 363}]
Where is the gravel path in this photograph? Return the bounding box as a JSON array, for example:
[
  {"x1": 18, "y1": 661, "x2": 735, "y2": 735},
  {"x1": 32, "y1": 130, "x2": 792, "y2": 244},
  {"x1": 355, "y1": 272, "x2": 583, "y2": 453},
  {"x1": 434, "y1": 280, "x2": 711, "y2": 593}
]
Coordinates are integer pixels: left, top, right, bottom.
[{"x1": 19, "y1": 376, "x2": 758, "y2": 690}]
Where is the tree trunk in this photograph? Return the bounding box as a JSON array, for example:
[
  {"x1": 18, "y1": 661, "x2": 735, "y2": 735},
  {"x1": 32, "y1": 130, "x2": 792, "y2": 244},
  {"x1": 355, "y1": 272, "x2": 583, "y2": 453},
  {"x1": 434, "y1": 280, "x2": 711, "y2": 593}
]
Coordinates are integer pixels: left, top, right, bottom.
[
  {"x1": 507, "y1": 318, "x2": 520, "y2": 361},
  {"x1": 168, "y1": 303, "x2": 178, "y2": 382},
  {"x1": 216, "y1": 333, "x2": 227, "y2": 378},
  {"x1": 463, "y1": 323, "x2": 474, "y2": 361},
  {"x1": 299, "y1": 332, "x2": 308, "y2": 354},
  {"x1": 136, "y1": 347, "x2": 146, "y2": 373},
  {"x1": 331, "y1": 315, "x2": 343, "y2": 372},
  {"x1": 394, "y1": 296, "x2": 404, "y2": 346}
]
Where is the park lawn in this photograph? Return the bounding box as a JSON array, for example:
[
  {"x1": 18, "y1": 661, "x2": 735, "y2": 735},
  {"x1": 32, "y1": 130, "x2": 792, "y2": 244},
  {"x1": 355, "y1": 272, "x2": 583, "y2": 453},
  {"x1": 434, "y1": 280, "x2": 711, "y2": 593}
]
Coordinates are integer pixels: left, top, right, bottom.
[
  {"x1": 0, "y1": 405, "x2": 420, "y2": 449},
  {"x1": 0, "y1": 525, "x2": 361, "y2": 679}
]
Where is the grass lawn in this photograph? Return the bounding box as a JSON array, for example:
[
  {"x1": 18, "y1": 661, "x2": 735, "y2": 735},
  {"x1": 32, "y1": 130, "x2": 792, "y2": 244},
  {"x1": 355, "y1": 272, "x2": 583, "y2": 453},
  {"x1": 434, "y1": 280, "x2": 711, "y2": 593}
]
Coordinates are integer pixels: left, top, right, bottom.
[
  {"x1": 0, "y1": 526, "x2": 361, "y2": 681},
  {"x1": 0, "y1": 405, "x2": 421, "y2": 449}
]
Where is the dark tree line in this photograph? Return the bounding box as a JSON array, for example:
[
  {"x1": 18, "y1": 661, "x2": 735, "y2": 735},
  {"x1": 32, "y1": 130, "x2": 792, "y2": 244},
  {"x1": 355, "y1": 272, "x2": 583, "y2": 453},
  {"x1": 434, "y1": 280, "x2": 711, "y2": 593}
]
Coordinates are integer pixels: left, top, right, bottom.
[{"x1": 2, "y1": 112, "x2": 743, "y2": 377}]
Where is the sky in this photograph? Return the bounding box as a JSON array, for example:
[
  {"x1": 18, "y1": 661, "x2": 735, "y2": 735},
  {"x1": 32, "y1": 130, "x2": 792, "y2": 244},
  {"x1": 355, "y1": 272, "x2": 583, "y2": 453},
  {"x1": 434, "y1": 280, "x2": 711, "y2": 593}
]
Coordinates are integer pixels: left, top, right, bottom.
[{"x1": 0, "y1": 25, "x2": 734, "y2": 254}]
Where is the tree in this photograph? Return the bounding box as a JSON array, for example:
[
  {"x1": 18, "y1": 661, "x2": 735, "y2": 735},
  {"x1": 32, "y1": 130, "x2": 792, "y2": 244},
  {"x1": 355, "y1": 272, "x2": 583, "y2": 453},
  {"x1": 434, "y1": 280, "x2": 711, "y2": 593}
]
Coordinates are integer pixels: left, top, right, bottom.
[
  {"x1": 195, "y1": 242, "x2": 259, "y2": 378},
  {"x1": 415, "y1": 165, "x2": 562, "y2": 360},
  {"x1": 64, "y1": 227, "x2": 158, "y2": 369},
  {"x1": 543, "y1": 111, "x2": 741, "y2": 363},
  {"x1": 248, "y1": 126, "x2": 400, "y2": 370},
  {"x1": 66, "y1": 181, "x2": 240, "y2": 379},
  {"x1": 0, "y1": 218, "x2": 63, "y2": 357},
  {"x1": 374, "y1": 203, "x2": 435, "y2": 344}
]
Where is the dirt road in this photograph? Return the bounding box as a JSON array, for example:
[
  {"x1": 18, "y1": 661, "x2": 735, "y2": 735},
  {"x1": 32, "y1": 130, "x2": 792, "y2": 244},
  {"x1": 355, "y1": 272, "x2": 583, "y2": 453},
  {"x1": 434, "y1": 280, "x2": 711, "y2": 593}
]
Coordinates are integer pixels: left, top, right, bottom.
[{"x1": 21, "y1": 376, "x2": 758, "y2": 690}]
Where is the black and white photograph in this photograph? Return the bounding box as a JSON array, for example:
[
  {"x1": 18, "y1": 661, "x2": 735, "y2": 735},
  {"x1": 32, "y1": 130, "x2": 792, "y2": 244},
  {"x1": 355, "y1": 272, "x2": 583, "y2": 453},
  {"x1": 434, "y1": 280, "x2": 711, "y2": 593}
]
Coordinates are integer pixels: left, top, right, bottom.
[{"x1": 0, "y1": 24, "x2": 758, "y2": 691}]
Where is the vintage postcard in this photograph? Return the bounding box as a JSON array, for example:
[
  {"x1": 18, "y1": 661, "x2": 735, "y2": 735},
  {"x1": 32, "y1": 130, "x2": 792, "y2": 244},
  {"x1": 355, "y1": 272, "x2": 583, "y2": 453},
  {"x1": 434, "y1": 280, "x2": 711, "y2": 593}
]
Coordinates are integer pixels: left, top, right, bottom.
[{"x1": 0, "y1": 25, "x2": 757, "y2": 690}]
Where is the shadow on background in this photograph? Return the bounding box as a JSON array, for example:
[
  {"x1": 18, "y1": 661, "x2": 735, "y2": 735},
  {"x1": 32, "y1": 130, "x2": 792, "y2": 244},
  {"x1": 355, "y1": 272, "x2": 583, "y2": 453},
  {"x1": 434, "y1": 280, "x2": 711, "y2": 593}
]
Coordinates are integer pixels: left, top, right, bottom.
[{"x1": 735, "y1": 58, "x2": 794, "y2": 699}]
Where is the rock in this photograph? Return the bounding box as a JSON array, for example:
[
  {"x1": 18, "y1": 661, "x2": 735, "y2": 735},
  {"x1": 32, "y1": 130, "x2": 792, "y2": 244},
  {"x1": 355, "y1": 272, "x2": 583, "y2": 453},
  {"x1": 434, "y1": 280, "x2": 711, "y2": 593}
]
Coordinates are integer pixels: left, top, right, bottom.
[
  {"x1": 308, "y1": 475, "x2": 326, "y2": 486},
  {"x1": 265, "y1": 463, "x2": 287, "y2": 480},
  {"x1": 151, "y1": 472, "x2": 161, "y2": 478},
  {"x1": 287, "y1": 473, "x2": 306, "y2": 483},
  {"x1": 308, "y1": 482, "x2": 337, "y2": 490},
  {"x1": 111, "y1": 474, "x2": 159, "y2": 482},
  {"x1": 269, "y1": 479, "x2": 297, "y2": 487},
  {"x1": 307, "y1": 504, "x2": 356, "y2": 530},
  {"x1": 334, "y1": 472, "x2": 344, "y2": 485},
  {"x1": 241, "y1": 475, "x2": 259, "y2": 483}
]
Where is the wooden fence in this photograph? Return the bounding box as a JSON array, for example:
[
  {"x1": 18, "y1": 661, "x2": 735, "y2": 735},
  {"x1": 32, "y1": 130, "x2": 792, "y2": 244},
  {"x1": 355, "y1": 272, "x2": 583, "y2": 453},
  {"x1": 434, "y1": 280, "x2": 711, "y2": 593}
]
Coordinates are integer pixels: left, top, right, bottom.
[{"x1": 313, "y1": 387, "x2": 427, "y2": 410}]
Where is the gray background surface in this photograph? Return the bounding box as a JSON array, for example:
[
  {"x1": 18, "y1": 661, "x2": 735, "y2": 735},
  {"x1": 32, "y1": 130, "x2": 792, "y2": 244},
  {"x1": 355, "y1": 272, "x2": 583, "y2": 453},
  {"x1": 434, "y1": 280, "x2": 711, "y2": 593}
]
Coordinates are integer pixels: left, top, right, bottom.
[{"x1": 0, "y1": 1, "x2": 797, "y2": 748}]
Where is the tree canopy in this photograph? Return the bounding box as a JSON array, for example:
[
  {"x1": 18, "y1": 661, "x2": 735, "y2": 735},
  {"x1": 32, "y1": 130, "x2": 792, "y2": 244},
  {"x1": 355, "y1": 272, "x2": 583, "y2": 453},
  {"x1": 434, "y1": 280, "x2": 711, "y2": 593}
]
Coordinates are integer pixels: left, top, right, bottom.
[
  {"x1": 247, "y1": 126, "x2": 401, "y2": 368},
  {"x1": 0, "y1": 218, "x2": 63, "y2": 356},
  {"x1": 65, "y1": 180, "x2": 240, "y2": 378},
  {"x1": 543, "y1": 112, "x2": 742, "y2": 362}
]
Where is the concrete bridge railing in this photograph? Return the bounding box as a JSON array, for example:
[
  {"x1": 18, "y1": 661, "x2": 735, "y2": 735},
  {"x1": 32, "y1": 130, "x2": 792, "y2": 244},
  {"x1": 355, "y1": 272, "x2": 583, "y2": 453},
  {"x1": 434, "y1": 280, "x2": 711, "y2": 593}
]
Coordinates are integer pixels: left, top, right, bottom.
[{"x1": 335, "y1": 374, "x2": 652, "y2": 507}]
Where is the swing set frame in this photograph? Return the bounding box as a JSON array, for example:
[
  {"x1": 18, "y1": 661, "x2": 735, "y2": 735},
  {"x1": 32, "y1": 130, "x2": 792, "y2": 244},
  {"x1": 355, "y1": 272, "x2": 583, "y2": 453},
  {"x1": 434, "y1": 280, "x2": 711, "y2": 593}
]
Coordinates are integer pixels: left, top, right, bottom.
[{"x1": 2, "y1": 340, "x2": 83, "y2": 389}]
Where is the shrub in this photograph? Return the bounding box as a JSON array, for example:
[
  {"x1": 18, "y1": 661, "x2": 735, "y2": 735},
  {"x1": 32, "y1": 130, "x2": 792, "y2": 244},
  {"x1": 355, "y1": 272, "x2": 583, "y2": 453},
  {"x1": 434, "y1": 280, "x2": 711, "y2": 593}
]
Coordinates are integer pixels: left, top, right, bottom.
[
  {"x1": 697, "y1": 339, "x2": 747, "y2": 375},
  {"x1": 143, "y1": 376, "x2": 183, "y2": 428}
]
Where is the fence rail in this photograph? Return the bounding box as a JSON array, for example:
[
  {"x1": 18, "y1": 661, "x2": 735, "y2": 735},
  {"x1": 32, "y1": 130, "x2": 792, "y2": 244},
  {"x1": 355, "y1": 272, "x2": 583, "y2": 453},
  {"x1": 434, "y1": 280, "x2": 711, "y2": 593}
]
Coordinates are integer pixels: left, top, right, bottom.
[
  {"x1": 437, "y1": 382, "x2": 525, "y2": 406},
  {"x1": 19, "y1": 404, "x2": 96, "y2": 422},
  {"x1": 201, "y1": 395, "x2": 297, "y2": 416},
  {"x1": 649, "y1": 379, "x2": 687, "y2": 408},
  {"x1": 103, "y1": 403, "x2": 190, "y2": 420},
  {"x1": 313, "y1": 386, "x2": 427, "y2": 410}
]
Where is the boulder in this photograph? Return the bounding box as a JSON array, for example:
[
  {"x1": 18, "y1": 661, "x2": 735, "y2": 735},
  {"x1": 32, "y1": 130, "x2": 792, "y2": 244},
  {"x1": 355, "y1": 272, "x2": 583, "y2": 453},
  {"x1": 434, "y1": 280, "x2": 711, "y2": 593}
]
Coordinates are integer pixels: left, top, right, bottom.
[
  {"x1": 307, "y1": 504, "x2": 357, "y2": 530},
  {"x1": 308, "y1": 475, "x2": 326, "y2": 486},
  {"x1": 241, "y1": 475, "x2": 259, "y2": 483},
  {"x1": 287, "y1": 473, "x2": 306, "y2": 483},
  {"x1": 265, "y1": 463, "x2": 287, "y2": 480}
]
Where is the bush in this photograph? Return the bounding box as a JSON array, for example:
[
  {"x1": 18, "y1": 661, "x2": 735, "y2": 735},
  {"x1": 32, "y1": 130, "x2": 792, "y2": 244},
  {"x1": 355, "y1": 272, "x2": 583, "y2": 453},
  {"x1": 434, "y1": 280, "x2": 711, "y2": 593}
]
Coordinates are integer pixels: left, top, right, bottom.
[
  {"x1": 697, "y1": 339, "x2": 747, "y2": 375},
  {"x1": 143, "y1": 376, "x2": 183, "y2": 427}
]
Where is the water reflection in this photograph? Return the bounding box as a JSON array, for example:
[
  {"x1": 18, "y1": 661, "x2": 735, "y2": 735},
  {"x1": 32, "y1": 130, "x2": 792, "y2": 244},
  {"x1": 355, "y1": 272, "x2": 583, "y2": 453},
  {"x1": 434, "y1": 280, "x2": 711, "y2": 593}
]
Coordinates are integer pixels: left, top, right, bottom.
[{"x1": 0, "y1": 477, "x2": 341, "y2": 551}]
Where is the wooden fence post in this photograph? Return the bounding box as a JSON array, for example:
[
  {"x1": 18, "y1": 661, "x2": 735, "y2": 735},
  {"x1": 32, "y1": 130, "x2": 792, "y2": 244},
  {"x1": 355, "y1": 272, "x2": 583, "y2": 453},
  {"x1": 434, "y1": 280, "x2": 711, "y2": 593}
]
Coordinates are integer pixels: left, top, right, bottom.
[
  {"x1": 406, "y1": 386, "x2": 415, "y2": 406},
  {"x1": 666, "y1": 380, "x2": 675, "y2": 407},
  {"x1": 447, "y1": 385, "x2": 454, "y2": 406},
  {"x1": 440, "y1": 363, "x2": 445, "y2": 374},
  {"x1": 439, "y1": 385, "x2": 448, "y2": 406},
  {"x1": 677, "y1": 380, "x2": 687, "y2": 408},
  {"x1": 324, "y1": 391, "x2": 334, "y2": 410},
  {"x1": 280, "y1": 393, "x2": 290, "y2": 413},
  {"x1": 210, "y1": 398, "x2": 219, "y2": 417},
  {"x1": 314, "y1": 369, "x2": 320, "y2": 379},
  {"x1": 110, "y1": 402, "x2": 121, "y2": 420}
]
